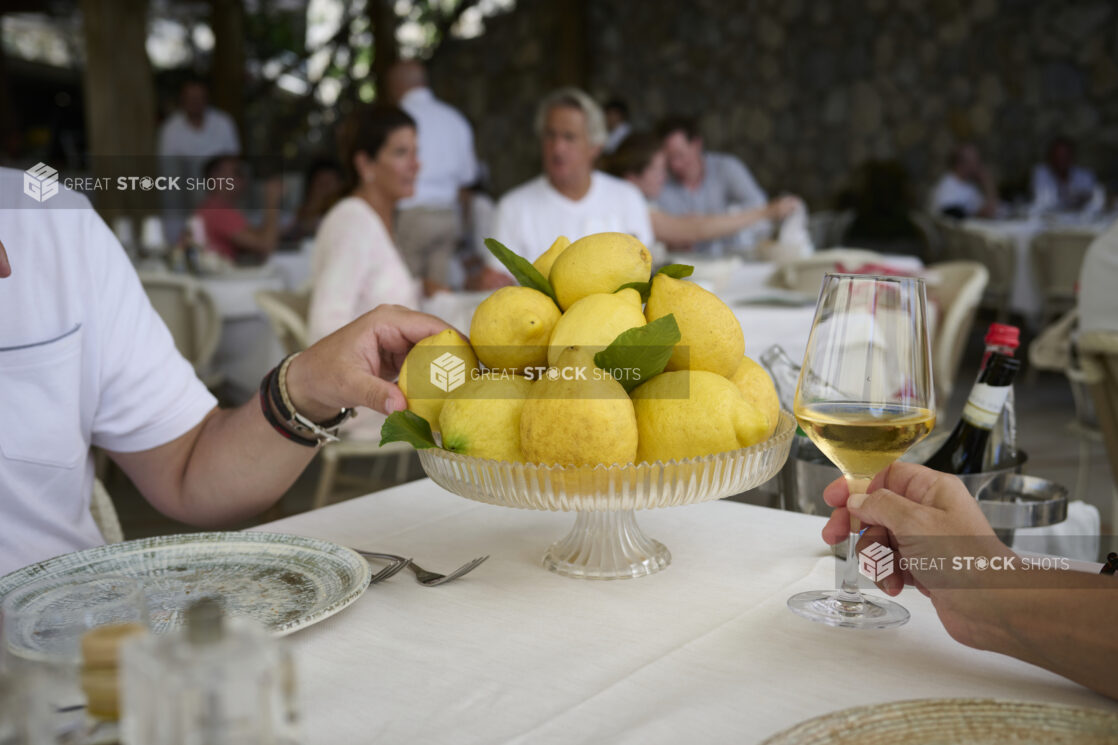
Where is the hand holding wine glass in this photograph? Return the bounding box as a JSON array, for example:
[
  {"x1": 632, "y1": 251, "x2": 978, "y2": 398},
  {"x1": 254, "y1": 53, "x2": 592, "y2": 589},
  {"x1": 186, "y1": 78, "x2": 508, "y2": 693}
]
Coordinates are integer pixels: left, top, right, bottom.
[{"x1": 789, "y1": 273, "x2": 935, "y2": 628}]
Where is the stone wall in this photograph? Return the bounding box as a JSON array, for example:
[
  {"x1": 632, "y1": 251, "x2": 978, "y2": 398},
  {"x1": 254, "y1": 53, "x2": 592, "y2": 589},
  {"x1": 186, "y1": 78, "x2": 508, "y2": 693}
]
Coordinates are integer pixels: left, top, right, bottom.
[{"x1": 430, "y1": 0, "x2": 1118, "y2": 208}]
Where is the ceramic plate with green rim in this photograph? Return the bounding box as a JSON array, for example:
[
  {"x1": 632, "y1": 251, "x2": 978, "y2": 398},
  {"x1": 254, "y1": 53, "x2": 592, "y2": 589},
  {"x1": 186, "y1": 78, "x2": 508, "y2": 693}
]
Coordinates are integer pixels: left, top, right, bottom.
[
  {"x1": 760, "y1": 698, "x2": 1118, "y2": 745},
  {"x1": 0, "y1": 532, "x2": 371, "y2": 636}
]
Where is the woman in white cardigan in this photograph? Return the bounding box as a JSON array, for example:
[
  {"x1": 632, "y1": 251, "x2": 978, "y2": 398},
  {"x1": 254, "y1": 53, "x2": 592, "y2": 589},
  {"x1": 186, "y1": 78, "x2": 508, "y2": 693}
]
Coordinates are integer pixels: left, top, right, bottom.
[{"x1": 308, "y1": 105, "x2": 423, "y2": 437}]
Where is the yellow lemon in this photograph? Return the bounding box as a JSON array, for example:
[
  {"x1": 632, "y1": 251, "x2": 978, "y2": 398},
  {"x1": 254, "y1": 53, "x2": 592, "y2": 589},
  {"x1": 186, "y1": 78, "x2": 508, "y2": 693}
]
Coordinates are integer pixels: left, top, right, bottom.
[
  {"x1": 645, "y1": 273, "x2": 744, "y2": 377},
  {"x1": 520, "y1": 347, "x2": 638, "y2": 466},
  {"x1": 548, "y1": 232, "x2": 652, "y2": 310},
  {"x1": 631, "y1": 370, "x2": 768, "y2": 463},
  {"x1": 728, "y1": 355, "x2": 781, "y2": 439},
  {"x1": 546, "y1": 288, "x2": 646, "y2": 367},
  {"x1": 470, "y1": 286, "x2": 561, "y2": 372},
  {"x1": 438, "y1": 375, "x2": 532, "y2": 461},
  {"x1": 398, "y1": 328, "x2": 480, "y2": 432},
  {"x1": 532, "y1": 235, "x2": 570, "y2": 279}
]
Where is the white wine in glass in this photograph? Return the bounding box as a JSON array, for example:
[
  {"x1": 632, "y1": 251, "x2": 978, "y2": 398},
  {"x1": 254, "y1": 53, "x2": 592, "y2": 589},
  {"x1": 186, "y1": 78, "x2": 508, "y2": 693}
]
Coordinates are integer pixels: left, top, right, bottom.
[{"x1": 788, "y1": 273, "x2": 935, "y2": 628}]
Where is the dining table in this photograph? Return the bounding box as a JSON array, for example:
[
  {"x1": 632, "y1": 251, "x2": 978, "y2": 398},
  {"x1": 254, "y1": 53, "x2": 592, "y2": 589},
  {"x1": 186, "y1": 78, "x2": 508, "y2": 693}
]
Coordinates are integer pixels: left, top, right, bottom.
[
  {"x1": 963, "y1": 215, "x2": 1115, "y2": 325},
  {"x1": 257, "y1": 480, "x2": 1118, "y2": 745}
]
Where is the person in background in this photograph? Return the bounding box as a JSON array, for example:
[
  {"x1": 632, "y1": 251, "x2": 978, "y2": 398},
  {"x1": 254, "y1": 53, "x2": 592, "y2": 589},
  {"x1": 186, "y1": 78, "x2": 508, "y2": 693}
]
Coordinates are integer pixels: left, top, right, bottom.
[
  {"x1": 192, "y1": 155, "x2": 282, "y2": 264},
  {"x1": 490, "y1": 88, "x2": 652, "y2": 277},
  {"x1": 285, "y1": 157, "x2": 343, "y2": 241},
  {"x1": 656, "y1": 115, "x2": 797, "y2": 256},
  {"x1": 158, "y1": 78, "x2": 241, "y2": 244},
  {"x1": 928, "y1": 142, "x2": 999, "y2": 218},
  {"x1": 602, "y1": 97, "x2": 632, "y2": 155},
  {"x1": 309, "y1": 104, "x2": 420, "y2": 344},
  {"x1": 1032, "y1": 137, "x2": 1097, "y2": 212},
  {"x1": 387, "y1": 60, "x2": 478, "y2": 296},
  {"x1": 0, "y1": 170, "x2": 449, "y2": 576},
  {"x1": 1078, "y1": 222, "x2": 1118, "y2": 335},
  {"x1": 604, "y1": 131, "x2": 799, "y2": 262},
  {"x1": 822, "y1": 461, "x2": 1118, "y2": 701}
]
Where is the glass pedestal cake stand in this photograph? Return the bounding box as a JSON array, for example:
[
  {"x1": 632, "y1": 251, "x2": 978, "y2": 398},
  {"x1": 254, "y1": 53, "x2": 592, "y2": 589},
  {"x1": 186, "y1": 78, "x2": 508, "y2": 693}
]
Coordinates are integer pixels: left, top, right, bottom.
[{"x1": 418, "y1": 411, "x2": 795, "y2": 580}]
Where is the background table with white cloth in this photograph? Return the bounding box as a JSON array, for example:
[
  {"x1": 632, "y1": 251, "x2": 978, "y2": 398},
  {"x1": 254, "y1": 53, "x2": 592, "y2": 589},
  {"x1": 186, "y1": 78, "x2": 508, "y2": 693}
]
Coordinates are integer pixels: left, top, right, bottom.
[
  {"x1": 259, "y1": 482, "x2": 1117, "y2": 745},
  {"x1": 963, "y1": 216, "x2": 1113, "y2": 324}
]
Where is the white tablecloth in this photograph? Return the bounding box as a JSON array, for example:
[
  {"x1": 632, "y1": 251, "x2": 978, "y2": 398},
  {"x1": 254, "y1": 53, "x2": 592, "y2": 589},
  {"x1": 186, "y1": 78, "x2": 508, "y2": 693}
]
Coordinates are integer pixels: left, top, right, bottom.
[
  {"x1": 259, "y1": 484, "x2": 1117, "y2": 745},
  {"x1": 963, "y1": 217, "x2": 1111, "y2": 324}
]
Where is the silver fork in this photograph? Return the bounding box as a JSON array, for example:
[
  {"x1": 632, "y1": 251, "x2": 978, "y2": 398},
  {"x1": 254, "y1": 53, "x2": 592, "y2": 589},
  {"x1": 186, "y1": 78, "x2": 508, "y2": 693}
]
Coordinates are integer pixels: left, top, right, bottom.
[
  {"x1": 364, "y1": 552, "x2": 412, "y2": 586},
  {"x1": 354, "y1": 550, "x2": 489, "y2": 587}
]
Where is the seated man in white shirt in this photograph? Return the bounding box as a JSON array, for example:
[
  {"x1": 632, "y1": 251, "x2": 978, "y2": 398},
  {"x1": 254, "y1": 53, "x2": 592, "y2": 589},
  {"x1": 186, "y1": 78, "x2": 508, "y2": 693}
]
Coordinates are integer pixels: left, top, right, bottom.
[
  {"x1": 158, "y1": 78, "x2": 241, "y2": 244},
  {"x1": 1032, "y1": 137, "x2": 1097, "y2": 212},
  {"x1": 928, "y1": 142, "x2": 999, "y2": 218},
  {"x1": 489, "y1": 87, "x2": 653, "y2": 278},
  {"x1": 656, "y1": 115, "x2": 794, "y2": 256},
  {"x1": 0, "y1": 168, "x2": 448, "y2": 575}
]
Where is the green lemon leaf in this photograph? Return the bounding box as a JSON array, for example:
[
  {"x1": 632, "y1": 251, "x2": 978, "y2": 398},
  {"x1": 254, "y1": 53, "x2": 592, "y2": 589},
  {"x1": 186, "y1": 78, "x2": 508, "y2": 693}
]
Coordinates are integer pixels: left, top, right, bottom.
[
  {"x1": 614, "y1": 281, "x2": 651, "y2": 303},
  {"x1": 484, "y1": 238, "x2": 559, "y2": 305},
  {"x1": 656, "y1": 263, "x2": 694, "y2": 279},
  {"x1": 613, "y1": 265, "x2": 694, "y2": 302},
  {"x1": 379, "y1": 410, "x2": 440, "y2": 449},
  {"x1": 593, "y1": 314, "x2": 682, "y2": 392}
]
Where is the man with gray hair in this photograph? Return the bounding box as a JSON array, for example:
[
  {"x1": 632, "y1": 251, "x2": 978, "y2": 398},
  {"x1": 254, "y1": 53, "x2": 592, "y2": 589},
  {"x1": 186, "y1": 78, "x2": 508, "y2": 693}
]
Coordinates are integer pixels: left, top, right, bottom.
[{"x1": 490, "y1": 87, "x2": 653, "y2": 269}]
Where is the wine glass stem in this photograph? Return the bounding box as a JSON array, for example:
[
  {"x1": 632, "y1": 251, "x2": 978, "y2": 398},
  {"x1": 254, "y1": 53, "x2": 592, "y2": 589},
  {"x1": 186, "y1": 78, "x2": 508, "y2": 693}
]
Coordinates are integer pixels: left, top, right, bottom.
[{"x1": 836, "y1": 474, "x2": 871, "y2": 605}]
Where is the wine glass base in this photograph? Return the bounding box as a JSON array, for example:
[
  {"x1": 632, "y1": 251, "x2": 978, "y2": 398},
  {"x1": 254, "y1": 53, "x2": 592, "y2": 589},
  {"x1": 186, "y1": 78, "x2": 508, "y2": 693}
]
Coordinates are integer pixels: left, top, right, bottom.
[
  {"x1": 542, "y1": 510, "x2": 671, "y2": 580},
  {"x1": 787, "y1": 590, "x2": 910, "y2": 629}
]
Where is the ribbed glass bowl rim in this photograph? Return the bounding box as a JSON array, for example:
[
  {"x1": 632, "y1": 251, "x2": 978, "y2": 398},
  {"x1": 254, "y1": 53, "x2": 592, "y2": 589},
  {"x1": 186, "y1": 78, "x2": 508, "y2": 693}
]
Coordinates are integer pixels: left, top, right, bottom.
[{"x1": 418, "y1": 410, "x2": 796, "y2": 476}]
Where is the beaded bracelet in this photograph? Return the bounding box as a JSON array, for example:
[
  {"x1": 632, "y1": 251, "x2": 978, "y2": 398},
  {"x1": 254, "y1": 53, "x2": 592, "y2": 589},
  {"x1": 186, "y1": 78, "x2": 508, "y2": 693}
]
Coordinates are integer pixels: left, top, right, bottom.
[{"x1": 267, "y1": 353, "x2": 353, "y2": 445}]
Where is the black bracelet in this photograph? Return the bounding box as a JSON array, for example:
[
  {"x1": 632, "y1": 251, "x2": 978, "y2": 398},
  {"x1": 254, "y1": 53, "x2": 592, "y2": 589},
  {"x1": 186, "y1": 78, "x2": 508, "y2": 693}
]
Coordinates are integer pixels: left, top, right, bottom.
[
  {"x1": 259, "y1": 367, "x2": 318, "y2": 448},
  {"x1": 269, "y1": 353, "x2": 352, "y2": 429}
]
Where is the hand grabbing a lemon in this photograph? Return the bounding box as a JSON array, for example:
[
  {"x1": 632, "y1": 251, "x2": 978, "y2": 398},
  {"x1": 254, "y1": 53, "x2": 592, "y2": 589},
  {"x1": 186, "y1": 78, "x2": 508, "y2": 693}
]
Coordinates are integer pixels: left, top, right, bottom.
[{"x1": 383, "y1": 232, "x2": 781, "y2": 467}]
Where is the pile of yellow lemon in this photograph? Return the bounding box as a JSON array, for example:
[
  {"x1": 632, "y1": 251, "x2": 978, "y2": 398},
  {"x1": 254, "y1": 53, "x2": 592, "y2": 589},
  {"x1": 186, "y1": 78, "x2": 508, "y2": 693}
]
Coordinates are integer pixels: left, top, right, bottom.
[{"x1": 393, "y1": 232, "x2": 781, "y2": 466}]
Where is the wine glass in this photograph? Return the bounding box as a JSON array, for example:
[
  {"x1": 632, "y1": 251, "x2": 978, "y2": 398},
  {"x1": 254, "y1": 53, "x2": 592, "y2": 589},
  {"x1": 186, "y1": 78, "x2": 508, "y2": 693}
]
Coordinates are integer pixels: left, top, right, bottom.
[{"x1": 788, "y1": 273, "x2": 935, "y2": 628}]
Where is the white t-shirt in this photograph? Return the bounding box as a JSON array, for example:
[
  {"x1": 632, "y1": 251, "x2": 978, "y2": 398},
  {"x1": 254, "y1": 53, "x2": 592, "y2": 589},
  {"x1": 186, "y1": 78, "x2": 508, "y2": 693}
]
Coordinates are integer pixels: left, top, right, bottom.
[
  {"x1": 929, "y1": 172, "x2": 985, "y2": 216},
  {"x1": 0, "y1": 169, "x2": 217, "y2": 575},
  {"x1": 1078, "y1": 222, "x2": 1118, "y2": 335},
  {"x1": 490, "y1": 172, "x2": 654, "y2": 266},
  {"x1": 157, "y1": 108, "x2": 241, "y2": 159},
  {"x1": 398, "y1": 88, "x2": 478, "y2": 210},
  {"x1": 1032, "y1": 164, "x2": 1097, "y2": 211}
]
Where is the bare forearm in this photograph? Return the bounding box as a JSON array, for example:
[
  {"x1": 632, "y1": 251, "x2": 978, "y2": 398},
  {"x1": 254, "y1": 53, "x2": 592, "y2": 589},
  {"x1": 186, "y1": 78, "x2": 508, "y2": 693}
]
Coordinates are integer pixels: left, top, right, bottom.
[
  {"x1": 175, "y1": 402, "x2": 315, "y2": 526},
  {"x1": 963, "y1": 571, "x2": 1118, "y2": 700},
  {"x1": 653, "y1": 207, "x2": 770, "y2": 245}
]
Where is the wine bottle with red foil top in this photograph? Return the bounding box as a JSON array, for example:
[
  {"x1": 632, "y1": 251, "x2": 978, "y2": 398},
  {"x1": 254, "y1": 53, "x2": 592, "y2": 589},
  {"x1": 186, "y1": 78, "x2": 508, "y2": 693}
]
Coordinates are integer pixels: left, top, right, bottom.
[
  {"x1": 924, "y1": 352, "x2": 1021, "y2": 475},
  {"x1": 981, "y1": 323, "x2": 1020, "y2": 469}
]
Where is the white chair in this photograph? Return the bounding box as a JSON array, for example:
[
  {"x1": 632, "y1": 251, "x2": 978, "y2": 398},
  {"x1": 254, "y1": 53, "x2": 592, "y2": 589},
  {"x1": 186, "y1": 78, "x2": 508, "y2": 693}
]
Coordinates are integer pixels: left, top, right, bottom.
[
  {"x1": 139, "y1": 273, "x2": 223, "y2": 388},
  {"x1": 936, "y1": 222, "x2": 1015, "y2": 321},
  {"x1": 765, "y1": 248, "x2": 884, "y2": 294},
  {"x1": 91, "y1": 478, "x2": 124, "y2": 544},
  {"x1": 924, "y1": 261, "x2": 988, "y2": 409},
  {"x1": 1078, "y1": 330, "x2": 1118, "y2": 555},
  {"x1": 254, "y1": 289, "x2": 413, "y2": 510},
  {"x1": 1030, "y1": 230, "x2": 1095, "y2": 328}
]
